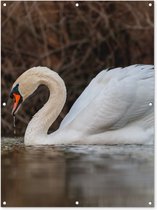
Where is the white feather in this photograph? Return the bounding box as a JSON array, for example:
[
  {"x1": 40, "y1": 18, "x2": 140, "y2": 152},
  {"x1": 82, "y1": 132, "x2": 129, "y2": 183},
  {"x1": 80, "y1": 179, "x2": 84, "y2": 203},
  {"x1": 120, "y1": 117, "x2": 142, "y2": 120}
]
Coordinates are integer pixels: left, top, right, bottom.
[{"x1": 60, "y1": 65, "x2": 154, "y2": 134}]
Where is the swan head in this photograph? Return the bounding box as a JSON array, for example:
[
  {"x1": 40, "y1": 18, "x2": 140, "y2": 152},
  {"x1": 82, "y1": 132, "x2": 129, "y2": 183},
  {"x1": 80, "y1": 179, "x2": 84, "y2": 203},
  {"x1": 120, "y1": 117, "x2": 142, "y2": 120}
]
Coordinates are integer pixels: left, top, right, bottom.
[{"x1": 10, "y1": 67, "x2": 41, "y2": 115}]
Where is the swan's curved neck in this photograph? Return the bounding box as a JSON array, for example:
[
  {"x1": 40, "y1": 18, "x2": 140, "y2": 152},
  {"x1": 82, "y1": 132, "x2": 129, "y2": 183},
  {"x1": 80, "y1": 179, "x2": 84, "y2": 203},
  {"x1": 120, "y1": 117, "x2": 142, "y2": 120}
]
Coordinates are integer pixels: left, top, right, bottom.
[{"x1": 24, "y1": 71, "x2": 66, "y2": 144}]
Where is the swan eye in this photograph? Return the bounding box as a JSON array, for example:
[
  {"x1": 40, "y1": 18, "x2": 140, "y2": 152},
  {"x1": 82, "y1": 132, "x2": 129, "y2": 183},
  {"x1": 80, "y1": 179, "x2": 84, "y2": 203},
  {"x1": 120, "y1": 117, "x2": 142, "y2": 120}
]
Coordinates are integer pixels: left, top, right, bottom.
[{"x1": 10, "y1": 84, "x2": 20, "y2": 98}]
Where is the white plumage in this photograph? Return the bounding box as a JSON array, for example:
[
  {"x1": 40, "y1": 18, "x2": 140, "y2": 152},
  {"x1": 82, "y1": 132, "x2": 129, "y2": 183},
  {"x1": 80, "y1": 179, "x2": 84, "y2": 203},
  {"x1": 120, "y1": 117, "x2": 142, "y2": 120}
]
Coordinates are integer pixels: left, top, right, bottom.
[{"x1": 10, "y1": 64, "x2": 154, "y2": 145}]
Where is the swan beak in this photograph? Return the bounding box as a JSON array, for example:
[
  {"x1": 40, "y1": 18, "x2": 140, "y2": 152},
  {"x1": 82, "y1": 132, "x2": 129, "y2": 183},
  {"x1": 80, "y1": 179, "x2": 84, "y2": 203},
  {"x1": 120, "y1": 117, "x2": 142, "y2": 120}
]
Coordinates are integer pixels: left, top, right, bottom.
[{"x1": 11, "y1": 93, "x2": 22, "y2": 116}]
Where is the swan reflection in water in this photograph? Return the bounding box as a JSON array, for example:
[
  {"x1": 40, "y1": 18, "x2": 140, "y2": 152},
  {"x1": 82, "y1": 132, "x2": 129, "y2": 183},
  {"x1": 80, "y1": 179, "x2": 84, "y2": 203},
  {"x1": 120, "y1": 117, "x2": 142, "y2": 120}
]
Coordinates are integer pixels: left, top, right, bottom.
[{"x1": 1, "y1": 138, "x2": 154, "y2": 207}]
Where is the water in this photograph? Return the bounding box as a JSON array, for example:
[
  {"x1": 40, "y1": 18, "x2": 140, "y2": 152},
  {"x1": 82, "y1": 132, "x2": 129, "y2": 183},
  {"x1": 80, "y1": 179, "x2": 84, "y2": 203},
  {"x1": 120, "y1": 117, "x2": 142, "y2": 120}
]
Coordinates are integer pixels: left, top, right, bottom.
[
  {"x1": 13, "y1": 115, "x2": 16, "y2": 135},
  {"x1": 1, "y1": 138, "x2": 154, "y2": 207}
]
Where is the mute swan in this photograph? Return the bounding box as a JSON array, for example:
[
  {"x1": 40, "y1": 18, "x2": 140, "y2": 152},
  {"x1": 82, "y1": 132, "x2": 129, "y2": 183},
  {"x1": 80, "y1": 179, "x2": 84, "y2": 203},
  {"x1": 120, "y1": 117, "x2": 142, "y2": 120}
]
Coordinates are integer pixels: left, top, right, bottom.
[{"x1": 10, "y1": 64, "x2": 154, "y2": 145}]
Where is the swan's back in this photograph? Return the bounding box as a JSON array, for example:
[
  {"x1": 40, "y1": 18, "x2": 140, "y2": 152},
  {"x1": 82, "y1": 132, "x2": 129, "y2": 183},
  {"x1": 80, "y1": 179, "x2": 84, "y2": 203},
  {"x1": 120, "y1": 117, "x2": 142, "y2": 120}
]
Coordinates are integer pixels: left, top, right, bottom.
[{"x1": 60, "y1": 64, "x2": 154, "y2": 134}]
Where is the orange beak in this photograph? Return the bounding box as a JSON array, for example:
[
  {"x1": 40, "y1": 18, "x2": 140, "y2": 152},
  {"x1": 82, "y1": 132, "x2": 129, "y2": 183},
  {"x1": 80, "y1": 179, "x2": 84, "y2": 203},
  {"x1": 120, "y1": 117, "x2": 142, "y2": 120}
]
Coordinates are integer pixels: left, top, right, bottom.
[{"x1": 12, "y1": 93, "x2": 22, "y2": 115}]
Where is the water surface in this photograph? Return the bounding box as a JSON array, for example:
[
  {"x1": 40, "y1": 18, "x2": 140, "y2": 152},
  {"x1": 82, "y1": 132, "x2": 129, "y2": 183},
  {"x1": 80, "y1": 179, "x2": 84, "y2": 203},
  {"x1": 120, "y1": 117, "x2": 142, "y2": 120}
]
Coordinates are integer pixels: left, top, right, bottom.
[{"x1": 1, "y1": 138, "x2": 154, "y2": 207}]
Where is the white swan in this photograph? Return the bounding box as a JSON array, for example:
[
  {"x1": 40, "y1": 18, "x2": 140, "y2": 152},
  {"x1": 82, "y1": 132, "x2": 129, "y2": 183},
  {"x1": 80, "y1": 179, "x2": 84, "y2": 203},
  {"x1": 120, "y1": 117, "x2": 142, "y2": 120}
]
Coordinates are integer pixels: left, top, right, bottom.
[{"x1": 10, "y1": 64, "x2": 154, "y2": 145}]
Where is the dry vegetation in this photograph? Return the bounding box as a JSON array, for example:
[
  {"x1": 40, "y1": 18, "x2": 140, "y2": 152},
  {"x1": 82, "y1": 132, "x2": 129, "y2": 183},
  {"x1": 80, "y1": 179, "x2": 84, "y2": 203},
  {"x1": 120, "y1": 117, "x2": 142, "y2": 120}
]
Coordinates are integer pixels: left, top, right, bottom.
[{"x1": 1, "y1": 1, "x2": 154, "y2": 136}]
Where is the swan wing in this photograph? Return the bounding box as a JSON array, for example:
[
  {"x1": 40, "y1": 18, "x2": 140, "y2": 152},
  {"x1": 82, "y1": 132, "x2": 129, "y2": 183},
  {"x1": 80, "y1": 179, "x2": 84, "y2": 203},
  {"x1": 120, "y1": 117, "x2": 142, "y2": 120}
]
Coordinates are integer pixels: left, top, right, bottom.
[
  {"x1": 59, "y1": 68, "x2": 117, "y2": 128},
  {"x1": 60, "y1": 65, "x2": 154, "y2": 133}
]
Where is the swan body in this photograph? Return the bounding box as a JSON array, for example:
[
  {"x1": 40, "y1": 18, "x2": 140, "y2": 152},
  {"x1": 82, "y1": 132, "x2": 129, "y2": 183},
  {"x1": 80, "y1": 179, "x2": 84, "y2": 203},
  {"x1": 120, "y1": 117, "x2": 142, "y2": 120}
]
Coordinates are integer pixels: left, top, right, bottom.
[{"x1": 10, "y1": 64, "x2": 154, "y2": 145}]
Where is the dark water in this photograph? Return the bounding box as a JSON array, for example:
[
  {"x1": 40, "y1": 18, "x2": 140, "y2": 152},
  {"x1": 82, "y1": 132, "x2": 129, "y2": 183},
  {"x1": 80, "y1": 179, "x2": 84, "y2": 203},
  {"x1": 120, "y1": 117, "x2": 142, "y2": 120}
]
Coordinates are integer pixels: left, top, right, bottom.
[{"x1": 1, "y1": 138, "x2": 154, "y2": 207}]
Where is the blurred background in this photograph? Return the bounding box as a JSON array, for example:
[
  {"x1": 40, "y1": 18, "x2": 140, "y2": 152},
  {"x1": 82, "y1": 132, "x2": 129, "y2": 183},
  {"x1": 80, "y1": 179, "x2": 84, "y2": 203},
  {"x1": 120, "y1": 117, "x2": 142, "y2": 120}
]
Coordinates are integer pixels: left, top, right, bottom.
[{"x1": 1, "y1": 1, "x2": 154, "y2": 137}]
